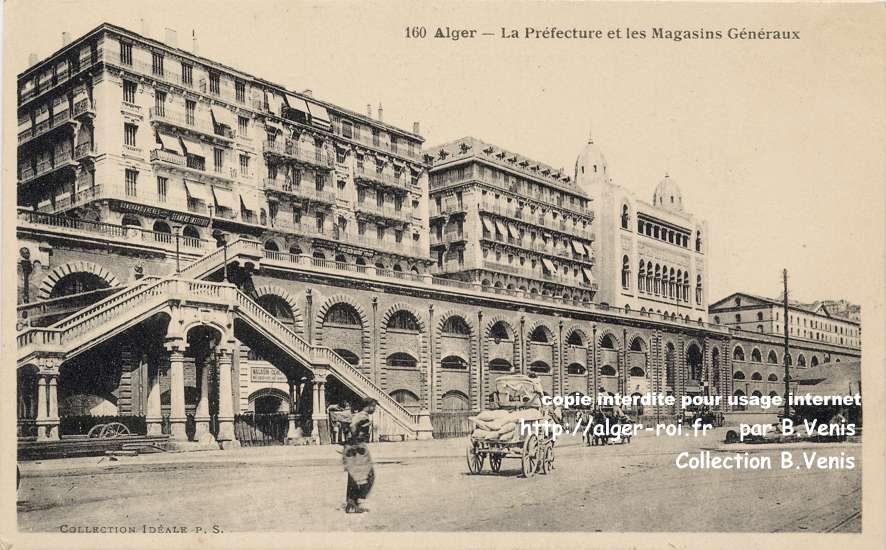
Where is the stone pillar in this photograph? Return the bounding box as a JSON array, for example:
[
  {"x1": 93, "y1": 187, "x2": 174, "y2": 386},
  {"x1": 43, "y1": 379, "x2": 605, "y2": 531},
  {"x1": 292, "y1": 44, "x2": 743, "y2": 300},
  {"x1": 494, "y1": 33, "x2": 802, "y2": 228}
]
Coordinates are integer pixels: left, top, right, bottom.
[
  {"x1": 146, "y1": 359, "x2": 163, "y2": 436},
  {"x1": 36, "y1": 368, "x2": 60, "y2": 441},
  {"x1": 194, "y1": 362, "x2": 211, "y2": 440},
  {"x1": 311, "y1": 378, "x2": 326, "y2": 441},
  {"x1": 166, "y1": 340, "x2": 188, "y2": 441},
  {"x1": 216, "y1": 347, "x2": 238, "y2": 448}
]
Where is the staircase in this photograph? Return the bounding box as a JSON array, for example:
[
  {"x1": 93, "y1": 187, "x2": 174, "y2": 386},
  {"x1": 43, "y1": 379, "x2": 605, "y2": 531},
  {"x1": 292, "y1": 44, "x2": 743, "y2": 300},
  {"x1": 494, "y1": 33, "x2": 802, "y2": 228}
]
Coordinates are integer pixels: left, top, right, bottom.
[
  {"x1": 235, "y1": 291, "x2": 422, "y2": 438},
  {"x1": 177, "y1": 238, "x2": 263, "y2": 280}
]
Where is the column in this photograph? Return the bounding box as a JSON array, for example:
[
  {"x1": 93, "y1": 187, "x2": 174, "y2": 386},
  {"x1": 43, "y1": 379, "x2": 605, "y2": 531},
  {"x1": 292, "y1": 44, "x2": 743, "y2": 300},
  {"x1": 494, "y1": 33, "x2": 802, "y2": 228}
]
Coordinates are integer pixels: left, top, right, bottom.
[
  {"x1": 310, "y1": 378, "x2": 326, "y2": 441},
  {"x1": 36, "y1": 368, "x2": 60, "y2": 442},
  {"x1": 193, "y1": 362, "x2": 211, "y2": 440},
  {"x1": 216, "y1": 347, "x2": 238, "y2": 448},
  {"x1": 146, "y1": 360, "x2": 163, "y2": 436},
  {"x1": 166, "y1": 340, "x2": 188, "y2": 441}
]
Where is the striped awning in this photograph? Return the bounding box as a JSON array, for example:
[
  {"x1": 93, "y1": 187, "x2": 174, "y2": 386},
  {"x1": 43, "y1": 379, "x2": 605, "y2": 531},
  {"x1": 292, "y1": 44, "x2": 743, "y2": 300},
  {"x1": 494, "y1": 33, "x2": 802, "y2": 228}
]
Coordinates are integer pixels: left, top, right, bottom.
[
  {"x1": 212, "y1": 186, "x2": 237, "y2": 210},
  {"x1": 571, "y1": 240, "x2": 586, "y2": 255},
  {"x1": 157, "y1": 131, "x2": 184, "y2": 155},
  {"x1": 240, "y1": 192, "x2": 260, "y2": 212},
  {"x1": 494, "y1": 220, "x2": 508, "y2": 236},
  {"x1": 481, "y1": 217, "x2": 495, "y2": 233},
  {"x1": 183, "y1": 180, "x2": 210, "y2": 202},
  {"x1": 507, "y1": 224, "x2": 520, "y2": 239},
  {"x1": 305, "y1": 100, "x2": 331, "y2": 130},
  {"x1": 541, "y1": 259, "x2": 556, "y2": 273},
  {"x1": 211, "y1": 106, "x2": 237, "y2": 128},
  {"x1": 264, "y1": 119, "x2": 282, "y2": 133},
  {"x1": 582, "y1": 268, "x2": 594, "y2": 283},
  {"x1": 267, "y1": 92, "x2": 285, "y2": 117},
  {"x1": 284, "y1": 94, "x2": 310, "y2": 117}
]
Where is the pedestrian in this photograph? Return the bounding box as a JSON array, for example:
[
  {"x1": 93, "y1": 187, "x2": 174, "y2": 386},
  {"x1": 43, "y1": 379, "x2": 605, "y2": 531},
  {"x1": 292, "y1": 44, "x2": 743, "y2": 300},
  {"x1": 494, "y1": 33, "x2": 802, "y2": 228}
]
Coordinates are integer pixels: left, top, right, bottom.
[{"x1": 343, "y1": 398, "x2": 377, "y2": 513}]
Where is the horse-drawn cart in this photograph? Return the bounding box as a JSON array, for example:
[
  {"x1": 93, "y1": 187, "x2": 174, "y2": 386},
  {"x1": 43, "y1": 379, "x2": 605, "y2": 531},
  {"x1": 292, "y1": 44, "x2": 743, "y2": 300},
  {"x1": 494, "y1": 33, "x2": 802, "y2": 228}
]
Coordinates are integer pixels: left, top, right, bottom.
[{"x1": 466, "y1": 375, "x2": 557, "y2": 477}]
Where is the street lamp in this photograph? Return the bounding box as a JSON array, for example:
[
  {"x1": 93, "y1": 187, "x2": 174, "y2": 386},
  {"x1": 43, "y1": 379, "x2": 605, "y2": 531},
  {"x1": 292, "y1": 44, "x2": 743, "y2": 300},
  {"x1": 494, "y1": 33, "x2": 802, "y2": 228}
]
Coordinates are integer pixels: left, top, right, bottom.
[
  {"x1": 172, "y1": 224, "x2": 182, "y2": 275},
  {"x1": 212, "y1": 229, "x2": 228, "y2": 283}
]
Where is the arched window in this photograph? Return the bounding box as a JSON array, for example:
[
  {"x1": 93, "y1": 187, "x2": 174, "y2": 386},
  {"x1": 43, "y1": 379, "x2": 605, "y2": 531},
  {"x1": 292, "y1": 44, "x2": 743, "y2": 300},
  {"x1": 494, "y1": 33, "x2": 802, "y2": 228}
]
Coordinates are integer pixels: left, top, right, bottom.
[
  {"x1": 621, "y1": 204, "x2": 629, "y2": 229},
  {"x1": 733, "y1": 346, "x2": 745, "y2": 361},
  {"x1": 696, "y1": 231, "x2": 703, "y2": 253},
  {"x1": 751, "y1": 348, "x2": 763, "y2": 362},
  {"x1": 392, "y1": 263, "x2": 403, "y2": 272},
  {"x1": 182, "y1": 225, "x2": 200, "y2": 239},
  {"x1": 751, "y1": 390, "x2": 763, "y2": 399},
  {"x1": 767, "y1": 374, "x2": 778, "y2": 382},
  {"x1": 733, "y1": 371, "x2": 745, "y2": 380},
  {"x1": 257, "y1": 295, "x2": 295, "y2": 328},
  {"x1": 529, "y1": 361, "x2": 550, "y2": 373},
  {"x1": 566, "y1": 332, "x2": 584, "y2": 346},
  {"x1": 488, "y1": 358, "x2": 513, "y2": 372},
  {"x1": 621, "y1": 255, "x2": 630, "y2": 289},
  {"x1": 751, "y1": 372, "x2": 762, "y2": 381},
  {"x1": 442, "y1": 316, "x2": 471, "y2": 336},
  {"x1": 440, "y1": 355, "x2": 468, "y2": 369},
  {"x1": 335, "y1": 253, "x2": 346, "y2": 263},
  {"x1": 695, "y1": 274, "x2": 703, "y2": 304},
  {"x1": 390, "y1": 389, "x2": 420, "y2": 411},
  {"x1": 757, "y1": 312, "x2": 764, "y2": 321},
  {"x1": 387, "y1": 352, "x2": 418, "y2": 368},
  {"x1": 638, "y1": 260, "x2": 646, "y2": 292},
  {"x1": 440, "y1": 390, "x2": 470, "y2": 411},
  {"x1": 733, "y1": 389, "x2": 746, "y2": 411},
  {"x1": 334, "y1": 349, "x2": 360, "y2": 366},
  {"x1": 811, "y1": 355, "x2": 819, "y2": 367},
  {"x1": 767, "y1": 350, "x2": 778, "y2": 364},
  {"x1": 529, "y1": 326, "x2": 550, "y2": 343},
  {"x1": 388, "y1": 310, "x2": 420, "y2": 331},
  {"x1": 629, "y1": 337, "x2": 645, "y2": 352},
  {"x1": 566, "y1": 363, "x2": 586, "y2": 375},
  {"x1": 599, "y1": 334, "x2": 616, "y2": 349},
  {"x1": 654, "y1": 264, "x2": 661, "y2": 295},
  {"x1": 264, "y1": 240, "x2": 279, "y2": 252},
  {"x1": 325, "y1": 303, "x2": 361, "y2": 326},
  {"x1": 687, "y1": 344, "x2": 702, "y2": 381},
  {"x1": 355, "y1": 256, "x2": 366, "y2": 266},
  {"x1": 289, "y1": 245, "x2": 303, "y2": 255},
  {"x1": 312, "y1": 251, "x2": 326, "y2": 260},
  {"x1": 489, "y1": 321, "x2": 511, "y2": 342},
  {"x1": 600, "y1": 365, "x2": 617, "y2": 376},
  {"x1": 121, "y1": 214, "x2": 142, "y2": 227},
  {"x1": 49, "y1": 272, "x2": 110, "y2": 298},
  {"x1": 629, "y1": 366, "x2": 645, "y2": 377},
  {"x1": 153, "y1": 220, "x2": 171, "y2": 234}
]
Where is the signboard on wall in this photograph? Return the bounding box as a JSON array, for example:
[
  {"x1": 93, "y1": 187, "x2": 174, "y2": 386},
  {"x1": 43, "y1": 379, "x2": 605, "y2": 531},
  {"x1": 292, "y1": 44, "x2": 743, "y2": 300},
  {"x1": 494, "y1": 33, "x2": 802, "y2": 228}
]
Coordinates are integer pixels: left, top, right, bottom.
[{"x1": 251, "y1": 366, "x2": 288, "y2": 384}]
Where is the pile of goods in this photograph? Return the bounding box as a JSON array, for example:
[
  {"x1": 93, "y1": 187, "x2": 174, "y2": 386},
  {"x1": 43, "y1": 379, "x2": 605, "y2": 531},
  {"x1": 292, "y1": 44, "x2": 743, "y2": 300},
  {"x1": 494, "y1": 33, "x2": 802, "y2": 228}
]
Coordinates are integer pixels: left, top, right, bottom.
[{"x1": 469, "y1": 408, "x2": 545, "y2": 443}]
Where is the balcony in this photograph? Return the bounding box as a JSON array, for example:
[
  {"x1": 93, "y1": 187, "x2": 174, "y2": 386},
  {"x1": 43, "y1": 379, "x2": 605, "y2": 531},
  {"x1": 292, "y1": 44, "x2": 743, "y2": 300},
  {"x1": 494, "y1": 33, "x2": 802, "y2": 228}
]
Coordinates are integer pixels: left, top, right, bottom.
[
  {"x1": 149, "y1": 108, "x2": 232, "y2": 142},
  {"x1": 353, "y1": 169, "x2": 411, "y2": 192},
  {"x1": 262, "y1": 140, "x2": 334, "y2": 171},
  {"x1": 150, "y1": 148, "x2": 186, "y2": 166},
  {"x1": 150, "y1": 149, "x2": 237, "y2": 184},
  {"x1": 269, "y1": 220, "x2": 331, "y2": 240},
  {"x1": 74, "y1": 142, "x2": 96, "y2": 161},
  {"x1": 18, "y1": 110, "x2": 78, "y2": 147},
  {"x1": 262, "y1": 178, "x2": 336, "y2": 205},
  {"x1": 19, "y1": 48, "x2": 104, "y2": 106},
  {"x1": 72, "y1": 98, "x2": 95, "y2": 119},
  {"x1": 19, "y1": 151, "x2": 77, "y2": 185},
  {"x1": 353, "y1": 201, "x2": 412, "y2": 223}
]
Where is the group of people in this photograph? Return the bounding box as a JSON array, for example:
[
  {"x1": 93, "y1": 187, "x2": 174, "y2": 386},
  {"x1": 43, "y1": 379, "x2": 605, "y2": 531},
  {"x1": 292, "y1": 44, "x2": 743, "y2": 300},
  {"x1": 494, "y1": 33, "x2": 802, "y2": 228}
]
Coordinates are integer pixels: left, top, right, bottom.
[
  {"x1": 576, "y1": 407, "x2": 633, "y2": 446},
  {"x1": 327, "y1": 398, "x2": 378, "y2": 514}
]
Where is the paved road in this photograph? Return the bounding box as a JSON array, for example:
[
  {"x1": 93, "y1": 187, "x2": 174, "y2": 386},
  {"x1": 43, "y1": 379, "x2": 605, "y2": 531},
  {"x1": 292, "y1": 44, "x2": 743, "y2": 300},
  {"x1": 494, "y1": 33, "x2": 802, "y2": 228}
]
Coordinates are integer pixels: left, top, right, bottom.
[{"x1": 17, "y1": 429, "x2": 861, "y2": 533}]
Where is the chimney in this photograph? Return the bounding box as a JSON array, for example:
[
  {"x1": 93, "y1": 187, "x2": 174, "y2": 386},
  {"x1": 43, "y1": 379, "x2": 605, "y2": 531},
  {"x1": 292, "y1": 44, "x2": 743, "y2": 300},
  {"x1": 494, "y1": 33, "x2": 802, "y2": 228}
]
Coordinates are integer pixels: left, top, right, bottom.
[
  {"x1": 366, "y1": 104, "x2": 372, "y2": 118},
  {"x1": 412, "y1": 121, "x2": 420, "y2": 135},
  {"x1": 377, "y1": 102, "x2": 383, "y2": 123},
  {"x1": 164, "y1": 27, "x2": 178, "y2": 48},
  {"x1": 28, "y1": 53, "x2": 38, "y2": 66},
  {"x1": 302, "y1": 89, "x2": 313, "y2": 98},
  {"x1": 62, "y1": 32, "x2": 71, "y2": 46},
  {"x1": 191, "y1": 29, "x2": 198, "y2": 54}
]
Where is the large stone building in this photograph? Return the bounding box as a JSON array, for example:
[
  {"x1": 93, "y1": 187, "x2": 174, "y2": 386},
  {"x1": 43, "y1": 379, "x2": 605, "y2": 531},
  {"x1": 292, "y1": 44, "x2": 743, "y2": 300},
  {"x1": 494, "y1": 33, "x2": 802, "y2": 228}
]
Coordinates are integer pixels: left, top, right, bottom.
[{"x1": 15, "y1": 23, "x2": 861, "y2": 447}]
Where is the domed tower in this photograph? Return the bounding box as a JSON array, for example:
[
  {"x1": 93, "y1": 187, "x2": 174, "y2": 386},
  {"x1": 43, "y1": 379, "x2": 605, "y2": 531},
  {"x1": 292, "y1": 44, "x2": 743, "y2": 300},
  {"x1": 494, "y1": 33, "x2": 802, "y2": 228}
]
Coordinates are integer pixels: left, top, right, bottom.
[
  {"x1": 652, "y1": 173, "x2": 684, "y2": 213},
  {"x1": 574, "y1": 130, "x2": 609, "y2": 196}
]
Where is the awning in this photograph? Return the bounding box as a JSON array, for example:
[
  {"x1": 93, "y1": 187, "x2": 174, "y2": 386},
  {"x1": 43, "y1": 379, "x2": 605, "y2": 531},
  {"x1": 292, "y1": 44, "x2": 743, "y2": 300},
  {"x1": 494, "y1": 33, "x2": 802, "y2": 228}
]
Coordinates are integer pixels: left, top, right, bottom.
[
  {"x1": 494, "y1": 220, "x2": 508, "y2": 236},
  {"x1": 541, "y1": 259, "x2": 556, "y2": 273},
  {"x1": 571, "y1": 240, "x2": 586, "y2": 255},
  {"x1": 264, "y1": 119, "x2": 282, "y2": 134},
  {"x1": 240, "y1": 191, "x2": 259, "y2": 212},
  {"x1": 305, "y1": 100, "x2": 331, "y2": 129},
  {"x1": 211, "y1": 106, "x2": 237, "y2": 128},
  {"x1": 183, "y1": 180, "x2": 210, "y2": 202},
  {"x1": 481, "y1": 217, "x2": 495, "y2": 233},
  {"x1": 284, "y1": 94, "x2": 310, "y2": 117},
  {"x1": 73, "y1": 87, "x2": 89, "y2": 104},
  {"x1": 157, "y1": 131, "x2": 184, "y2": 155},
  {"x1": 179, "y1": 135, "x2": 205, "y2": 157},
  {"x1": 267, "y1": 92, "x2": 285, "y2": 117},
  {"x1": 507, "y1": 224, "x2": 520, "y2": 239},
  {"x1": 212, "y1": 186, "x2": 237, "y2": 210},
  {"x1": 582, "y1": 268, "x2": 594, "y2": 283}
]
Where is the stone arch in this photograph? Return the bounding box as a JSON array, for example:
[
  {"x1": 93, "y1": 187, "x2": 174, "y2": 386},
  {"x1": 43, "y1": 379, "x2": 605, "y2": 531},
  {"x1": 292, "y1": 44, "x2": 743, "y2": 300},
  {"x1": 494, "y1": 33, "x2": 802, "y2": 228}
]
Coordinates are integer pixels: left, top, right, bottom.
[
  {"x1": 596, "y1": 329, "x2": 621, "y2": 350},
  {"x1": 525, "y1": 319, "x2": 556, "y2": 344},
  {"x1": 314, "y1": 294, "x2": 371, "y2": 373},
  {"x1": 39, "y1": 261, "x2": 120, "y2": 300},
  {"x1": 254, "y1": 284, "x2": 304, "y2": 334},
  {"x1": 433, "y1": 309, "x2": 478, "y2": 411},
  {"x1": 436, "y1": 309, "x2": 475, "y2": 337},
  {"x1": 628, "y1": 334, "x2": 647, "y2": 352},
  {"x1": 484, "y1": 314, "x2": 517, "y2": 340},
  {"x1": 564, "y1": 326, "x2": 589, "y2": 347},
  {"x1": 381, "y1": 302, "x2": 427, "y2": 333}
]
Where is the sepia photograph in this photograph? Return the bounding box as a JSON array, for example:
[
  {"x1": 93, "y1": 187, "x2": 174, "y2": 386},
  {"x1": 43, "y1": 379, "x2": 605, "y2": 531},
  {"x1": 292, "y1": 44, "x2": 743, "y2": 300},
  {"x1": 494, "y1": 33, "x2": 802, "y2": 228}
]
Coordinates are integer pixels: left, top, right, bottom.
[{"x1": 2, "y1": 1, "x2": 884, "y2": 549}]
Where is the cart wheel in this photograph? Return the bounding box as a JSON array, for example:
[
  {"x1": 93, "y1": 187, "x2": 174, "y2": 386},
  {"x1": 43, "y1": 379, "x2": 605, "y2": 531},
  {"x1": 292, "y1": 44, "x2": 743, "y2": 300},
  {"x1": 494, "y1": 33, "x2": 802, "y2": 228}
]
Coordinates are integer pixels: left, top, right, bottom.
[
  {"x1": 540, "y1": 443, "x2": 555, "y2": 474},
  {"x1": 100, "y1": 422, "x2": 130, "y2": 439},
  {"x1": 521, "y1": 435, "x2": 539, "y2": 478},
  {"x1": 87, "y1": 424, "x2": 105, "y2": 438},
  {"x1": 490, "y1": 455, "x2": 502, "y2": 473},
  {"x1": 466, "y1": 444, "x2": 483, "y2": 474}
]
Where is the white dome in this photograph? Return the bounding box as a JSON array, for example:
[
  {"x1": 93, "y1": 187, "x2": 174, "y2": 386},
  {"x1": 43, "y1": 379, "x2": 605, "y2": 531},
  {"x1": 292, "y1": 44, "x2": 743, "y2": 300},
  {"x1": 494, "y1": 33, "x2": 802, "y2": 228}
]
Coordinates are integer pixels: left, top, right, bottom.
[
  {"x1": 574, "y1": 132, "x2": 609, "y2": 193},
  {"x1": 653, "y1": 174, "x2": 683, "y2": 212}
]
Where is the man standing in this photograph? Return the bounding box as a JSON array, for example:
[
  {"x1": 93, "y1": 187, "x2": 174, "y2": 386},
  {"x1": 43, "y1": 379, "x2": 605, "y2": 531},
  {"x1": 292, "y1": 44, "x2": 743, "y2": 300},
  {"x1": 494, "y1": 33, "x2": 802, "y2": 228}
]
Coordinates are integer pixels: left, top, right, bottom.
[{"x1": 343, "y1": 398, "x2": 377, "y2": 513}]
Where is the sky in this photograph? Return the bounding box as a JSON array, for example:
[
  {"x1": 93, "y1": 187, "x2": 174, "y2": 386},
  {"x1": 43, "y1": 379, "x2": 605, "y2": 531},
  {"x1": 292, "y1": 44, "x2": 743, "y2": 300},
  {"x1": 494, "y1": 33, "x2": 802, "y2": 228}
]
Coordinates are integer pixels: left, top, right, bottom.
[{"x1": 6, "y1": 0, "x2": 884, "y2": 307}]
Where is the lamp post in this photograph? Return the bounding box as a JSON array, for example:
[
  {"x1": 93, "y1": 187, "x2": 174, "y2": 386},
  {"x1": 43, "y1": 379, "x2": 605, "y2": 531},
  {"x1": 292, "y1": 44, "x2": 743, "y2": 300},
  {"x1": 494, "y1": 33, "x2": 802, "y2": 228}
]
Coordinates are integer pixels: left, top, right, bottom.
[
  {"x1": 212, "y1": 229, "x2": 228, "y2": 283},
  {"x1": 172, "y1": 224, "x2": 182, "y2": 275}
]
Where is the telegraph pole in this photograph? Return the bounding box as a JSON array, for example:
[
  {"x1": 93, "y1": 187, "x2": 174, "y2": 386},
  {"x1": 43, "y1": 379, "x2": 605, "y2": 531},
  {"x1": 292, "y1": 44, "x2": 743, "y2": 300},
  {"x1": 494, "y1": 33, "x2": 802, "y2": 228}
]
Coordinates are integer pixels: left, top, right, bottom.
[{"x1": 782, "y1": 269, "x2": 791, "y2": 419}]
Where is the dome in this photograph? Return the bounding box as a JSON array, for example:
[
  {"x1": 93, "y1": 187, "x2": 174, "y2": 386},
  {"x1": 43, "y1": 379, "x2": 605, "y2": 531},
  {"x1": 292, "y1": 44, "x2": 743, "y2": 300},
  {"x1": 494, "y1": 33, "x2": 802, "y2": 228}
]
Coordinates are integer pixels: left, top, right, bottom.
[
  {"x1": 653, "y1": 173, "x2": 684, "y2": 212},
  {"x1": 574, "y1": 130, "x2": 609, "y2": 193}
]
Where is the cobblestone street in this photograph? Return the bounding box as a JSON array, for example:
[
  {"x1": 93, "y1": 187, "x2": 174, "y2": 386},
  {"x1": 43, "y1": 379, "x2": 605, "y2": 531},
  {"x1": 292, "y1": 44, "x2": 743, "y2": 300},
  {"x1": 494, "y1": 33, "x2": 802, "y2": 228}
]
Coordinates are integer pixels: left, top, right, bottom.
[{"x1": 17, "y1": 430, "x2": 861, "y2": 533}]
